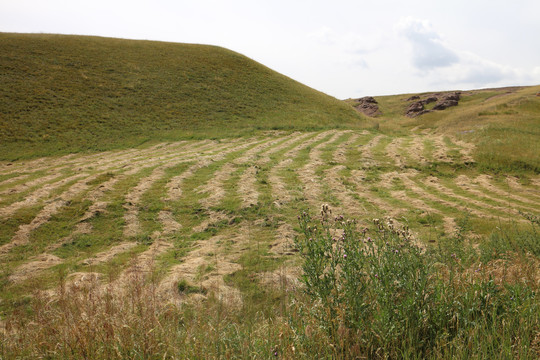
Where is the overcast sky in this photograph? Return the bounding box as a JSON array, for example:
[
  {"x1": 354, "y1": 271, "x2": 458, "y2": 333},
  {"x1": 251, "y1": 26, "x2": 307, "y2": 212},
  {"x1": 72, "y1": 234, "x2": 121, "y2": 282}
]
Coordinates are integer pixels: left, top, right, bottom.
[{"x1": 2, "y1": 0, "x2": 540, "y2": 98}]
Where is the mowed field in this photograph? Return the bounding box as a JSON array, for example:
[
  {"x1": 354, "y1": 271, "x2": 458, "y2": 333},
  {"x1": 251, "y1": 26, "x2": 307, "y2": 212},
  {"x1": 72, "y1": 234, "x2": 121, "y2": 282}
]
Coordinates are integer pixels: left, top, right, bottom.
[
  {"x1": 2, "y1": 33, "x2": 540, "y2": 358},
  {"x1": 1, "y1": 128, "x2": 538, "y2": 310}
]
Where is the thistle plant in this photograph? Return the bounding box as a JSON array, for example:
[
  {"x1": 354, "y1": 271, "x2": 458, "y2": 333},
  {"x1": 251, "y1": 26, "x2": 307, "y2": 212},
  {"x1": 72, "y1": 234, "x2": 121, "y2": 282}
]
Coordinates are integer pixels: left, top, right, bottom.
[{"x1": 294, "y1": 205, "x2": 540, "y2": 358}]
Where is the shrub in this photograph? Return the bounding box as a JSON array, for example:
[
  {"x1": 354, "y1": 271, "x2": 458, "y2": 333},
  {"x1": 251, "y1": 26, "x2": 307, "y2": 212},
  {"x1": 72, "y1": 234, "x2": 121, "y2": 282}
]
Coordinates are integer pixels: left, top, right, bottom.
[{"x1": 293, "y1": 206, "x2": 540, "y2": 358}]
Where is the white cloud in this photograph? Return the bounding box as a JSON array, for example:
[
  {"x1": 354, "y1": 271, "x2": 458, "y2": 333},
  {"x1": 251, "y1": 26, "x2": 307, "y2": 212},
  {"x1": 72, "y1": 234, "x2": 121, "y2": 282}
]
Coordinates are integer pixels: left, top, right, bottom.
[
  {"x1": 308, "y1": 26, "x2": 337, "y2": 46},
  {"x1": 396, "y1": 17, "x2": 459, "y2": 71},
  {"x1": 307, "y1": 26, "x2": 371, "y2": 70},
  {"x1": 395, "y1": 17, "x2": 535, "y2": 90},
  {"x1": 444, "y1": 53, "x2": 518, "y2": 87}
]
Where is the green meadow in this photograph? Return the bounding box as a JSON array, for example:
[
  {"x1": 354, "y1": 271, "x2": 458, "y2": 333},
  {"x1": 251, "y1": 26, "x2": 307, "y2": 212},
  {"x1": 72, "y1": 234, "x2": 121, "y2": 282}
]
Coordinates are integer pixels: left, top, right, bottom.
[{"x1": 0, "y1": 33, "x2": 539, "y2": 359}]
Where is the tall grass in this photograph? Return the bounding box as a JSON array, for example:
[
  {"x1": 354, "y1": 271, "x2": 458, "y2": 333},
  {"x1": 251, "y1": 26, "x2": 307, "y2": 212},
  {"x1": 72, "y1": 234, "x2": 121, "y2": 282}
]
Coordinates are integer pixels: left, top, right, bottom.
[
  {"x1": 2, "y1": 210, "x2": 539, "y2": 359},
  {"x1": 292, "y1": 207, "x2": 539, "y2": 358}
]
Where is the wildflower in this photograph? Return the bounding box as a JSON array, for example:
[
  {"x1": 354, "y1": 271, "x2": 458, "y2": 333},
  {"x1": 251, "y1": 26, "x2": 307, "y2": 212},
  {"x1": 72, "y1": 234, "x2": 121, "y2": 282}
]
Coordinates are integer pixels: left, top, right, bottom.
[
  {"x1": 343, "y1": 253, "x2": 347, "y2": 259},
  {"x1": 394, "y1": 249, "x2": 399, "y2": 254}
]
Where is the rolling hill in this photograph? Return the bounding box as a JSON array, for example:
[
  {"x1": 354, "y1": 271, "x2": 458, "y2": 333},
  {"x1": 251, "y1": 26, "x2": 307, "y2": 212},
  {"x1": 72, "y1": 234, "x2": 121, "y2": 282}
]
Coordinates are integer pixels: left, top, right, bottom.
[
  {"x1": 348, "y1": 85, "x2": 540, "y2": 173},
  {"x1": 0, "y1": 33, "x2": 365, "y2": 160},
  {"x1": 1, "y1": 33, "x2": 539, "y2": 359}
]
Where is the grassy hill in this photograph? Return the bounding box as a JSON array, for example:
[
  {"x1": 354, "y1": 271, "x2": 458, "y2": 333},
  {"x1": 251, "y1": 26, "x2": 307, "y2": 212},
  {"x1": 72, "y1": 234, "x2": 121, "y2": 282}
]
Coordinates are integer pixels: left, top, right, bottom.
[
  {"x1": 1, "y1": 41, "x2": 539, "y2": 357},
  {"x1": 349, "y1": 86, "x2": 540, "y2": 173},
  {"x1": 0, "y1": 33, "x2": 365, "y2": 160}
]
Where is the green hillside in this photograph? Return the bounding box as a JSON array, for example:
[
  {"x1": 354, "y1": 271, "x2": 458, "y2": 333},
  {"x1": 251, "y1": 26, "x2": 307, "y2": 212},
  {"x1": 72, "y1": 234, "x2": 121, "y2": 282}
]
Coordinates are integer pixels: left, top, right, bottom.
[
  {"x1": 0, "y1": 33, "x2": 365, "y2": 160},
  {"x1": 349, "y1": 86, "x2": 540, "y2": 173}
]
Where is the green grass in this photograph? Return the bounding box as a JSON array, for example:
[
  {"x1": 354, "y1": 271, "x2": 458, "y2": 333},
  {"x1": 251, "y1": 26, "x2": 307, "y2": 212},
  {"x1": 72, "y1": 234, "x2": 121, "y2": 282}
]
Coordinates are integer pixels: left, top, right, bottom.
[
  {"x1": 1, "y1": 31, "x2": 540, "y2": 359},
  {"x1": 0, "y1": 33, "x2": 367, "y2": 160},
  {"x1": 365, "y1": 86, "x2": 540, "y2": 174}
]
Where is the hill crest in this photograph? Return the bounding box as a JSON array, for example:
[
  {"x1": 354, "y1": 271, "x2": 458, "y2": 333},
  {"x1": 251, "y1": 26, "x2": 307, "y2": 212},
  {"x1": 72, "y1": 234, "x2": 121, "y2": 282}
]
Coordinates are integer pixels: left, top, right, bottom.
[{"x1": 0, "y1": 33, "x2": 365, "y2": 160}]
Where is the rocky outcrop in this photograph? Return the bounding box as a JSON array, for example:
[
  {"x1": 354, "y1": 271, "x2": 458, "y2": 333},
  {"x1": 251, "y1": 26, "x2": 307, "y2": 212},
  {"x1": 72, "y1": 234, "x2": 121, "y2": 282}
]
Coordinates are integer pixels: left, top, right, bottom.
[
  {"x1": 405, "y1": 92, "x2": 461, "y2": 117},
  {"x1": 353, "y1": 96, "x2": 381, "y2": 117}
]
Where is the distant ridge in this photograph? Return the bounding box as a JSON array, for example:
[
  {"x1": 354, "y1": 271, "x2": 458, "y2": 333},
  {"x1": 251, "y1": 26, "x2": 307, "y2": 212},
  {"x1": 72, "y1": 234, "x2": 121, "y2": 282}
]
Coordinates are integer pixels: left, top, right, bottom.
[{"x1": 0, "y1": 33, "x2": 365, "y2": 160}]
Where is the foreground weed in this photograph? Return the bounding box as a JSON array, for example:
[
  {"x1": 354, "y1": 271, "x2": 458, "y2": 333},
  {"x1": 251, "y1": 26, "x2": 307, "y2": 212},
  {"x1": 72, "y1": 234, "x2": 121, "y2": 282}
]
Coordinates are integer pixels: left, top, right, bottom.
[{"x1": 293, "y1": 206, "x2": 540, "y2": 359}]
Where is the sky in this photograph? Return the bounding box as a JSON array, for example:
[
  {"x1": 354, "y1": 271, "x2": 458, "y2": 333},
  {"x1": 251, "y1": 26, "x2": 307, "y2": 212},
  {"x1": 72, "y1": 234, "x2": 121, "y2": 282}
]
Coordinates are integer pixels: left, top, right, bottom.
[{"x1": 2, "y1": 0, "x2": 540, "y2": 99}]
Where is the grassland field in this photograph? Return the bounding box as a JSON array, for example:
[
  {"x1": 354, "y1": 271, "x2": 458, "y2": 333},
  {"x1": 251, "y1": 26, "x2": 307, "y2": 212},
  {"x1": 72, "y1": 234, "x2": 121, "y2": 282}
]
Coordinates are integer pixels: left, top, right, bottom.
[{"x1": 0, "y1": 33, "x2": 539, "y2": 359}]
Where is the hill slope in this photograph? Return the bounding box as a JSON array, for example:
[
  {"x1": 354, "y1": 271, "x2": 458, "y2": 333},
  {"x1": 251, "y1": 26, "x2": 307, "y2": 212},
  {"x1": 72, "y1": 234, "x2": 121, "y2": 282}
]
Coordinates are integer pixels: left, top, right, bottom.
[
  {"x1": 348, "y1": 86, "x2": 540, "y2": 173},
  {"x1": 0, "y1": 33, "x2": 365, "y2": 160}
]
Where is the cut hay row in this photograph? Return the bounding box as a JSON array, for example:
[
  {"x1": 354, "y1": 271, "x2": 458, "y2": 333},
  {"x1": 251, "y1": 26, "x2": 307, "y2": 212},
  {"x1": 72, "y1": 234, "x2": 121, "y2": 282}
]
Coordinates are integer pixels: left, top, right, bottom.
[
  {"x1": 103, "y1": 133, "x2": 308, "y2": 292},
  {"x1": 4, "y1": 138, "x2": 268, "y2": 281},
  {"x1": 422, "y1": 176, "x2": 527, "y2": 220},
  {"x1": 297, "y1": 131, "x2": 344, "y2": 206},
  {"x1": 1, "y1": 129, "x2": 538, "y2": 306},
  {"x1": 455, "y1": 175, "x2": 539, "y2": 215},
  {"x1": 0, "y1": 172, "x2": 106, "y2": 257},
  {"x1": 359, "y1": 134, "x2": 384, "y2": 167},
  {"x1": 407, "y1": 136, "x2": 428, "y2": 165},
  {"x1": 385, "y1": 137, "x2": 406, "y2": 168},
  {"x1": 269, "y1": 131, "x2": 332, "y2": 206}
]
